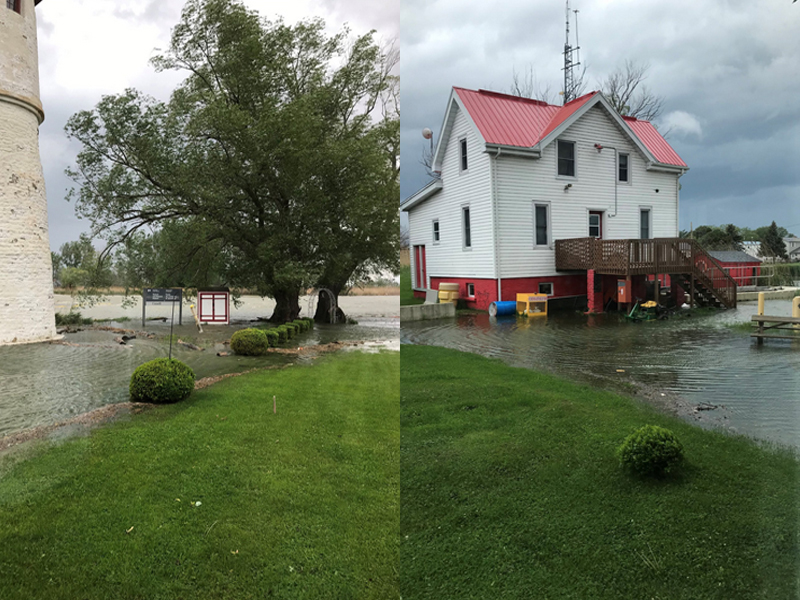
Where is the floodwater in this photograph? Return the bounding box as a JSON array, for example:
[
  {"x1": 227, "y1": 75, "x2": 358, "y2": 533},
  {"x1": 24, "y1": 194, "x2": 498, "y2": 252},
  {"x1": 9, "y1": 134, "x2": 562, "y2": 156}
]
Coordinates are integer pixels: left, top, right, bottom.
[
  {"x1": 402, "y1": 300, "x2": 800, "y2": 448},
  {"x1": 0, "y1": 315, "x2": 398, "y2": 438}
]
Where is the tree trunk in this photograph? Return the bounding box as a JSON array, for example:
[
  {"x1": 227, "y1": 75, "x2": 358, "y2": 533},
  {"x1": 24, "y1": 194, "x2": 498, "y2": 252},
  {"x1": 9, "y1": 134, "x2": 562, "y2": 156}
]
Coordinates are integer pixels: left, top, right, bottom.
[
  {"x1": 270, "y1": 289, "x2": 301, "y2": 323},
  {"x1": 314, "y1": 285, "x2": 346, "y2": 323}
]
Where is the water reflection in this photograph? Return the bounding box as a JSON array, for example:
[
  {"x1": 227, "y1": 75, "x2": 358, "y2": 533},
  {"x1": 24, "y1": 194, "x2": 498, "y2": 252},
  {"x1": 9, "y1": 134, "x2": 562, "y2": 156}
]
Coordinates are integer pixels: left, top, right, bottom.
[
  {"x1": 402, "y1": 301, "x2": 800, "y2": 448},
  {"x1": 0, "y1": 317, "x2": 398, "y2": 437}
]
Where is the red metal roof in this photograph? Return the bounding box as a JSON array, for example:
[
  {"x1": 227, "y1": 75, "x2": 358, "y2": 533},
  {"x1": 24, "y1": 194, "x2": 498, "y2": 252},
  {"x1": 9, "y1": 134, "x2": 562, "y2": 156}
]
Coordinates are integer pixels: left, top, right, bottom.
[
  {"x1": 622, "y1": 116, "x2": 687, "y2": 167},
  {"x1": 453, "y1": 87, "x2": 686, "y2": 168}
]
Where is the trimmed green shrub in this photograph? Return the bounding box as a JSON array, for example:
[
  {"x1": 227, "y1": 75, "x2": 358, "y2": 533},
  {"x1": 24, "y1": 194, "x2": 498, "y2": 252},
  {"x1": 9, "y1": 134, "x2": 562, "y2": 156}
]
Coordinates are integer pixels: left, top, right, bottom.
[
  {"x1": 287, "y1": 323, "x2": 300, "y2": 336},
  {"x1": 273, "y1": 326, "x2": 288, "y2": 343},
  {"x1": 282, "y1": 324, "x2": 295, "y2": 340},
  {"x1": 292, "y1": 319, "x2": 307, "y2": 332},
  {"x1": 303, "y1": 317, "x2": 315, "y2": 328},
  {"x1": 55, "y1": 312, "x2": 93, "y2": 326},
  {"x1": 231, "y1": 328, "x2": 268, "y2": 356},
  {"x1": 130, "y1": 358, "x2": 195, "y2": 404},
  {"x1": 264, "y1": 330, "x2": 279, "y2": 347},
  {"x1": 618, "y1": 425, "x2": 684, "y2": 477}
]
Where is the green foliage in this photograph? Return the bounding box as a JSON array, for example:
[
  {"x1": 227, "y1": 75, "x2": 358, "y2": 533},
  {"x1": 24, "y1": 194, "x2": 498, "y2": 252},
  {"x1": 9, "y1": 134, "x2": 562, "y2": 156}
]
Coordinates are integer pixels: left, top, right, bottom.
[
  {"x1": 129, "y1": 358, "x2": 195, "y2": 404},
  {"x1": 400, "y1": 265, "x2": 424, "y2": 306},
  {"x1": 65, "y1": 0, "x2": 398, "y2": 322},
  {"x1": 264, "y1": 329, "x2": 279, "y2": 347},
  {"x1": 768, "y1": 263, "x2": 800, "y2": 286},
  {"x1": 292, "y1": 319, "x2": 309, "y2": 332},
  {"x1": 761, "y1": 221, "x2": 788, "y2": 260},
  {"x1": 230, "y1": 328, "x2": 268, "y2": 356},
  {"x1": 52, "y1": 233, "x2": 115, "y2": 291},
  {"x1": 273, "y1": 326, "x2": 288, "y2": 342},
  {"x1": 55, "y1": 312, "x2": 93, "y2": 326},
  {"x1": 282, "y1": 324, "x2": 295, "y2": 340},
  {"x1": 617, "y1": 425, "x2": 685, "y2": 477}
]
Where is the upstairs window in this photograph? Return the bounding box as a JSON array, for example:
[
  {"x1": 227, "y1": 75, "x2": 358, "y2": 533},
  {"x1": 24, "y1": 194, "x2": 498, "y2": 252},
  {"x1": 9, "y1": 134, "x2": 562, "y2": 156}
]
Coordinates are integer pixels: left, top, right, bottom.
[
  {"x1": 432, "y1": 219, "x2": 440, "y2": 244},
  {"x1": 462, "y1": 206, "x2": 472, "y2": 249},
  {"x1": 557, "y1": 140, "x2": 575, "y2": 177},
  {"x1": 460, "y1": 138, "x2": 468, "y2": 171},
  {"x1": 534, "y1": 203, "x2": 549, "y2": 246},
  {"x1": 6, "y1": 0, "x2": 20, "y2": 12},
  {"x1": 618, "y1": 153, "x2": 629, "y2": 182}
]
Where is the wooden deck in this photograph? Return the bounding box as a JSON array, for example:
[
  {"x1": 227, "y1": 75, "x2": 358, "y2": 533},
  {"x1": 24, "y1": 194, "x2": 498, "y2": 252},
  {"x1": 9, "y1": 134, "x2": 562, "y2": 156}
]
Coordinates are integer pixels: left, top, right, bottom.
[
  {"x1": 751, "y1": 315, "x2": 800, "y2": 344},
  {"x1": 555, "y1": 237, "x2": 737, "y2": 309}
]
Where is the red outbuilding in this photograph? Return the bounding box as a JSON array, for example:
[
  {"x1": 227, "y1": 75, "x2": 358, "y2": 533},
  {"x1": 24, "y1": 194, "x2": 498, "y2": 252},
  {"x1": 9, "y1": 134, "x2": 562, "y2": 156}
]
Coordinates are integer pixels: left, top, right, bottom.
[{"x1": 707, "y1": 251, "x2": 762, "y2": 286}]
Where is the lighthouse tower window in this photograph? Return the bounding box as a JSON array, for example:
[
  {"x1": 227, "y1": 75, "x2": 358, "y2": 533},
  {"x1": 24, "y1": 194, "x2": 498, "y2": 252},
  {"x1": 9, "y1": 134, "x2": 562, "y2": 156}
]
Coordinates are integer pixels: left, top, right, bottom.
[{"x1": 6, "y1": 0, "x2": 20, "y2": 13}]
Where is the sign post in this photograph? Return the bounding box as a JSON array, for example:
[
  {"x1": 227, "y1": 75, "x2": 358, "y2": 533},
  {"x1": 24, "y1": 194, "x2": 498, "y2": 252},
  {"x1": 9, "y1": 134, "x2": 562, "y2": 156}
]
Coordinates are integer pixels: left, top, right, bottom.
[{"x1": 142, "y1": 288, "x2": 183, "y2": 328}]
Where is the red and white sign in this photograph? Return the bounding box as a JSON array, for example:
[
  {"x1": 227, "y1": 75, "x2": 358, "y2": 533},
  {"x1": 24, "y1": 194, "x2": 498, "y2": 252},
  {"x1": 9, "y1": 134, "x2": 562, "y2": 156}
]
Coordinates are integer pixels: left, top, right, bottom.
[{"x1": 198, "y1": 291, "x2": 229, "y2": 324}]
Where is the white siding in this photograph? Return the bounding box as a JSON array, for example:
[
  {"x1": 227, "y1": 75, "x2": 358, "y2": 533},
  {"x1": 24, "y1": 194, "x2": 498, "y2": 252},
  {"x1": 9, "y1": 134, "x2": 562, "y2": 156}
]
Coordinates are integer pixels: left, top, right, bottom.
[
  {"x1": 408, "y1": 105, "x2": 494, "y2": 287},
  {"x1": 495, "y1": 105, "x2": 680, "y2": 278}
]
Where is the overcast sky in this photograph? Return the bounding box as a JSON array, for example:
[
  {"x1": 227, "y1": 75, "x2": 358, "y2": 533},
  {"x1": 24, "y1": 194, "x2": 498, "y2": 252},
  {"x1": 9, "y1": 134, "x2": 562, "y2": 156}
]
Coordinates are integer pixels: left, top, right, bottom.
[
  {"x1": 35, "y1": 0, "x2": 398, "y2": 251},
  {"x1": 400, "y1": 0, "x2": 800, "y2": 235}
]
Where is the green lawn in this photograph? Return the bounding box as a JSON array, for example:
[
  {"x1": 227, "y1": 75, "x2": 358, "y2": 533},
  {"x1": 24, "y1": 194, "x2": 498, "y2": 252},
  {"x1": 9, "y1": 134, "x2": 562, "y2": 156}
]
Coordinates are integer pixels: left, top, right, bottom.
[
  {"x1": 401, "y1": 345, "x2": 800, "y2": 599},
  {"x1": 0, "y1": 351, "x2": 399, "y2": 599},
  {"x1": 400, "y1": 265, "x2": 423, "y2": 306}
]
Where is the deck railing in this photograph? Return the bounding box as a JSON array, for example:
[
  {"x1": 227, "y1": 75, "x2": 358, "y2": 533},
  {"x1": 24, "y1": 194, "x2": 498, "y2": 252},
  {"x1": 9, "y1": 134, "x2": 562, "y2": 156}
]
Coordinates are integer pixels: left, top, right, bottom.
[{"x1": 555, "y1": 237, "x2": 737, "y2": 308}]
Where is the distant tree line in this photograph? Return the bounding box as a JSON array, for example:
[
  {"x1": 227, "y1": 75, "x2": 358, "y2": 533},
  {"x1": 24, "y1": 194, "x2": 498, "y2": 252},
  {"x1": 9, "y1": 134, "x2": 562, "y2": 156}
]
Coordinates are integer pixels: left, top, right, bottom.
[{"x1": 679, "y1": 222, "x2": 792, "y2": 261}]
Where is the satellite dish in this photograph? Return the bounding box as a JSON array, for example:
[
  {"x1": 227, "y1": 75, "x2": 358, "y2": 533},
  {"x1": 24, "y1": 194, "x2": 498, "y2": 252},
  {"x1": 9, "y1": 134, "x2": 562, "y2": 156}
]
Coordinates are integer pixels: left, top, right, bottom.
[{"x1": 422, "y1": 127, "x2": 433, "y2": 140}]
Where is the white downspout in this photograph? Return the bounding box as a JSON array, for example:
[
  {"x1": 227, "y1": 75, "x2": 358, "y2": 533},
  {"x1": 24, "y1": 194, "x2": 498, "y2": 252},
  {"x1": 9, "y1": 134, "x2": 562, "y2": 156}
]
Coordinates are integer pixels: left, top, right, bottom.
[{"x1": 491, "y1": 148, "x2": 502, "y2": 302}]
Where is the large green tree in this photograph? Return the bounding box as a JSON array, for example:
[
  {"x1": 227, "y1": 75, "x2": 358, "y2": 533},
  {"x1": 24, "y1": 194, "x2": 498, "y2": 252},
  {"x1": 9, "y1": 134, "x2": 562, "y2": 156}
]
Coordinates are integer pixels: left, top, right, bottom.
[{"x1": 65, "y1": 0, "x2": 398, "y2": 322}]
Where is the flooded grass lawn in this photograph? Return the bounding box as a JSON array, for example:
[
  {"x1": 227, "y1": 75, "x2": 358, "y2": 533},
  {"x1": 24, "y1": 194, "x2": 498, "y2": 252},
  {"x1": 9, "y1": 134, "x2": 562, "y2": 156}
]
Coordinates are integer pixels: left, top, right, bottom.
[
  {"x1": 402, "y1": 300, "x2": 800, "y2": 447},
  {"x1": 0, "y1": 317, "x2": 398, "y2": 438},
  {"x1": 0, "y1": 351, "x2": 399, "y2": 600},
  {"x1": 401, "y1": 345, "x2": 800, "y2": 599}
]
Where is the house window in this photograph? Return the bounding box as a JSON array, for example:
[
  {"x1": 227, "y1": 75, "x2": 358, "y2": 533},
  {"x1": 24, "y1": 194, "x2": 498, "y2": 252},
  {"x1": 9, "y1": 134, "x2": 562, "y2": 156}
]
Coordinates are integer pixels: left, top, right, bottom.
[
  {"x1": 539, "y1": 282, "x2": 554, "y2": 296},
  {"x1": 534, "y1": 203, "x2": 549, "y2": 246},
  {"x1": 6, "y1": 0, "x2": 20, "y2": 12},
  {"x1": 466, "y1": 283, "x2": 475, "y2": 297},
  {"x1": 640, "y1": 209, "x2": 651, "y2": 239},
  {"x1": 432, "y1": 219, "x2": 440, "y2": 244},
  {"x1": 589, "y1": 213, "x2": 601, "y2": 238},
  {"x1": 460, "y1": 138, "x2": 468, "y2": 171},
  {"x1": 462, "y1": 206, "x2": 471, "y2": 249},
  {"x1": 618, "y1": 153, "x2": 629, "y2": 182},
  {"x1": 557, "y1": 140, "x2": 575, "y2": 177}
]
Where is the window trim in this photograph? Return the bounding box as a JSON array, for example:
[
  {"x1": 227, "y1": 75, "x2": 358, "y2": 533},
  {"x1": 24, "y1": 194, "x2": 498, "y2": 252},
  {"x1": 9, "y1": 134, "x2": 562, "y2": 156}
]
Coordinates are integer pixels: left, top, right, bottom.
[
  {"x1": 459, "y1": 137, "x2": 468, "y2": 172},
  {"x1": 588, "y1": 210, "x2": 603, "y2": 239},
  {"x1": 462, "y1": 204, "x2": 472, "y2": 250},
  {"x1": 432, "y1": 219, "x2": 440, "y2": 245},
  {"x1": 466, "y1": 283, "x2": 475, "y2": 298},
  {"x1": 538, "y1": 282, "x2": 554, "y2": 296},
  {"x1": 556, "y1": 139, "x2": 576, "y2": 179},
  {"x1": 618, "y1": 152, "x2": 630, "y2": 184},
  {"x1": 639, "y1": 207, "x2": 652, "y2": 240},
  {"x1": 533, "y1": 201, "x2": 551, "y2": 248}
]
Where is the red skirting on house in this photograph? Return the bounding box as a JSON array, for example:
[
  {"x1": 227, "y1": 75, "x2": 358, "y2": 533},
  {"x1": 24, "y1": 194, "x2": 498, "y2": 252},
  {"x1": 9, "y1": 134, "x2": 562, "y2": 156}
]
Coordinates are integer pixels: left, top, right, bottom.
[{"x1": 428, "y1": 274, "x2": 589, "y2": 311}]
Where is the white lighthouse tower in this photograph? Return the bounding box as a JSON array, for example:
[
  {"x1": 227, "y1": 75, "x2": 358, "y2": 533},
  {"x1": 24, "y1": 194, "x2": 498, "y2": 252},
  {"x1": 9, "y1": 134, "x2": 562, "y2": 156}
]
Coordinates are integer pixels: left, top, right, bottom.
[{"x1": 0, "y1": 0, "x2": 57, "y2": 345}]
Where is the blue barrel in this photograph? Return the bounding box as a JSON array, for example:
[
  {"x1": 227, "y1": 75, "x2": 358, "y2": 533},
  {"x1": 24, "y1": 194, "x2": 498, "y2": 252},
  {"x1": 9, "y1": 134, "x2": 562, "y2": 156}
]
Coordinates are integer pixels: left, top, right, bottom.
[{"x1": 489, "y1": 301, "x2": 517, "y2": 317}]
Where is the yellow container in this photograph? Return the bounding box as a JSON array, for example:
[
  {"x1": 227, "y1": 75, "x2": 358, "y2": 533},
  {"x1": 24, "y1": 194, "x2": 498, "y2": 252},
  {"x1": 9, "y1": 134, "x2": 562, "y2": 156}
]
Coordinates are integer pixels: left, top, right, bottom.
[
  {"x1": 438, "y1": 283, "x2": 460, "y2": 305},
  {"x1": 516, "y1": 293, "x2": 548, "y2": 317}
]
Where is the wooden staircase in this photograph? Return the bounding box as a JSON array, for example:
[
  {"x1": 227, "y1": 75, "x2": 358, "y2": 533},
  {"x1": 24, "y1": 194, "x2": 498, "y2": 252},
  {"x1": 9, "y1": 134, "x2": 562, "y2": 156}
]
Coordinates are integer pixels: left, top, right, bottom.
[{"x1": 555, "y1": 237, "x2": 737, "y2": 309}]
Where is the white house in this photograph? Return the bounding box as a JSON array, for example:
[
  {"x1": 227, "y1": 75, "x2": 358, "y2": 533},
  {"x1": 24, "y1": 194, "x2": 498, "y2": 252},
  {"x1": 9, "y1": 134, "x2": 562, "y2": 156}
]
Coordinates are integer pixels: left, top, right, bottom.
[{"x1": 401, "y1": 88, "x2": 735, "y2": 311}]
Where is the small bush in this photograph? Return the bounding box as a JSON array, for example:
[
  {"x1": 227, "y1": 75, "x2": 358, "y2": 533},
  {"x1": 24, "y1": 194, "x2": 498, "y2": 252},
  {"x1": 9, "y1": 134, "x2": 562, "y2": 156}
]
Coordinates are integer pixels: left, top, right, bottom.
[
  {"x1": 292, "y1": 319, "x2": 307, "y2": 332},
  {"x1": 618, "y1": 425, "x2": 684, "y2": 477},
  {"x1": 264, "y1": 330, "x2": 279, "y2": 347},
  {"x1": 55, "y1": 312, "x2": 93, "y2": 326},
  {"x1": 273, "y1": 327, "x2": 288, "y2": 343},
  {"x1": 303, "y1": 317, "x2": 315, "y2": 328},
  {"x1": 282, "y1": 324, "x2": 295, "y2": 340},
  {"x1": 130, "y1": 358, "x2": 195, "y2": 404},
  {"x1": 231, "y1": 328, "x2": 268, "y2": 356}
]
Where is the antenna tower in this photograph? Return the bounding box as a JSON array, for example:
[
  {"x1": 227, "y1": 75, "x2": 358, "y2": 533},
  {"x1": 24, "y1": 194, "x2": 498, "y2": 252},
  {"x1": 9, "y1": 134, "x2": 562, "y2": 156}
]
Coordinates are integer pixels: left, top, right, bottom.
[{"x1": 562, "y1": 1, "x2": 581, "y2": 105}]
